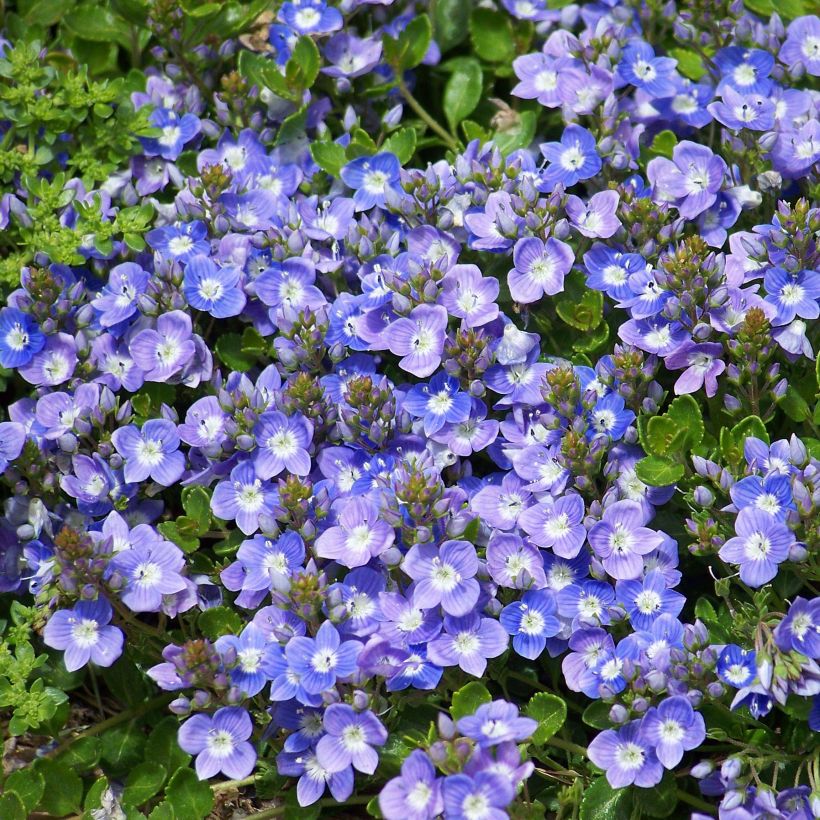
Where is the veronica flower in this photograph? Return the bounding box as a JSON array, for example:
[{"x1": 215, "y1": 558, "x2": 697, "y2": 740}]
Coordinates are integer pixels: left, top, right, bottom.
[
  {"x1": 615, "y1": 570, "x2": 685, "y2": 631},
  {"x1": 146, "y1": 221, "x2": 209, "y2": 263},
  {"x1": 0, "y1": 308, "x2": 44, "y2": 369},
  {"x1": 508, "y1": 236, "x2": 574, "y2": 303},
  {"x1": 18, "y1": 332, "x2": 77, "y2": 387},
  {"x1": 140, "y1": 107, "x2": 201, "y2": 160},
  {"x1": 500, "y1": 589, "x2": 561, "y2": 659},
  {"x1": 779, "y1": 15, "x2": 820, "y2": 75},
  {"x1": 714, "y1": 46, "x2": 773, "y2": 95},
  {"x1": 402, "y1": 540, "x2": 479, "y2": 616},
  {"x1": 0, "y1": 421, "x2": 25, "y2": 472},
  {"x1": 183, "y1": 255, "x2": 246, "y2": 319},
  {"x1": 43, "y1": 598, "x2": 124, "y2": 672},
  {"x1": 404, "y1": 372, "x2": 471, "y2": 436},
  {"x1": 442, "y1": 772, "x2": 514, "y2": 820},
  {"x1": 279, "y1": 0, "x2": 342, "y2": 35},
  {"x1": 465, "y1": 190, "x2": 520, "y2": 251},
  {"x1": 583, "y1": 245, "x2": 645, "y2": 301},
  {"x1": 340, "y1": 153, "x2": 400, "y2": 211},
  {"x1": 216, "y1": 623, "x2": 279, "y2": 697},
  {"x1": 177, "y1": 396, "x2": 228, "y2": 451},
  {"x1": 647, "y1": 141, "x2": 726, "y2": 219},
  {"x1": 587, "y1": 720, "x2": 664, "y2": 788},
  {"x1": 252, "y1": 411, "x2": 313, "y2": 479},
  {"x1": 285, "y1": 621, "x2": 361, "y2": 694},
  {"x1": 539, "y1": 125, "x2": 601, "y2": 190},
  {"x1": 774, "y1": 597, "x2": 820, "y2": 658},
  {"x1": 730, "y1": 474, "x2": 795, "y2": 520},
  {"x1": 588, "y1": 393, "x2": 635, "y2": 441},
  {"x1": 763, "y1": 268, "x2": 820, "y2": 325},
  {"x1": 129, "y1": 310, "x2": 196, "y2": 382},
  {"x1": 376, "y1": 590, "x2": 442, "y2": 647},
  {"x1": 211, "y1": 461, "x2": 278, "y2": 535},
  {"x1": 588, "y1": 500, "x2": 663, "y2": 580},
  {"x1": 565, "y1": 190, "x2": 621, "y2": 238},
  {"x1": 314, "y1": 497, "x2": 395, "y2": 568},
  {"x1": 314, "y1": 704, "x2": 386, "y2": 775},
  {"x1": 557, "y1": 580, "x2": 616, "y2": 627},
  {"x1": 519, "y1": 494, "x2": 586, "y2": 557},
  {"x1": 91, "y1": 263, "x2": 150, "y2": 328},
  {"x1": 178, "y1": 707, "x2": 256, "y2": 780},
  {"x1": 384, "y1": 304, "x2": 448, "y2": 378},
  {"x1": 471, "y1": 472, "x2": 533, "y2": 531},
  {"x1": 276, "y1": 750, "x2": 353, "y2": 807},
  {"x1": 255, "y1": 257, "x2": 325, "y2": 317},
  {"x1": 642, "y1": 699, "x2": 706, "y2": 770},
  {"x1": 111, "y1": 419, "x2": 185, "y2": 486},
  {"x1": 718, "y1": 507, "x2": 794, "y2": 587},
  {"x1": 439, "y1": 264, "x2": 500, "y2": 327},
  {"x1": 707, "y1": 87, "x2": 775, "y2": 131},
  {"x1": 717, "y1": 645, "x2": 757, "y2": 688},
  {"x1": 322, "y1": 32, "x2": 383, "y2": 79},
  {"x1": 618, "y1": 315, "x2": 688, "y2": 356},
  {"x1": 379, "y1": 749, "x2": 443, "y2": 820},
  {"x1": 233, "y1": 531, "x2": 305, "y2": 594},
  {"x1": 109, "y1": 539, "x2": 187, "y2": 612},
  {"x1": 458, "y1": 700, "x2": 537, "y2": 748},
  {"x1": 59, "y1": 454, "x2": 115, "y2": 509},
  {"x1": 663, "y1": 341, "x2": 726, "y2": 397},
  {"x1": 427, "y1": 612, "x2": 508, "y2": 677},
  {"x1": 616, "y1": 41, "x2": 678, "y2": 97},
  {"x1": 772, "y1": 120, "x2": 820, "y2": 178},
  {"x1": 432, "y1": 399, "x2": 499, "y2": 457},
  {"x1": 197, "y1": 128, "x2": 268, "y2": 182},
  {"x1": 90, "y1": 336, "x2": 144, "y2": 393}
]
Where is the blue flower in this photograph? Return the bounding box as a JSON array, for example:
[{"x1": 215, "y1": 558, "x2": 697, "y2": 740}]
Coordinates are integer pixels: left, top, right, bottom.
[
  {"x1": 539, "y1": 125, "x2": 601, "y2": 191},
  {"x1": 617, "y1": 41, "x2": 678, "y2": 97},
  {"x1": 403, "y1": 372, "x2": 472, "y2": 435},
  {"x1": 340, "y1": 152, "x2": 401, "y2": 210},
  {"x1": 146, "y1": 221, "x2": 210, "y2": 262},
  {"x1": 216, "y1": 623, "x2": 280, "y2": 696},
  {"x1": 717, "y1": 644, "x2": 757, "y2": 688},
  {"x1": 0, "y1": 308, "x2": 45, "y2": 368},
  {"x1": 285, "y1": 621, "x2": 361, "y2": 695},
  {"x1": 587, "y1": 393, "x2": 635, "y2": 441},
  {"x1": 183, "y1": 255, "x2": 247, "y2": 318},
  {"x1": 140, "y1": 107, "x2": 201, "y2": 160},
  {"x1": 500, "y1": 589, "x2": 561, "y2": 659},
  {"x1": 279, "y1": 0, "x2": 342, "y2": 35}
]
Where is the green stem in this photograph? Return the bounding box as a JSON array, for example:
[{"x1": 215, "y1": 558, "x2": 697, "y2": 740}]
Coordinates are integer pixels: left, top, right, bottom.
[
  {"x1": 48, "y1": 692, "x2": 175, "y2": 759},
  {"x1": 395, "y1": 76, "x2": 459, "y2": 152},
  {"x1": 211, "y1": 774, "x2": 257, "y2": 794},
  {"x1": 545, "y1": 735, "x2": 588, "y2": 757},
  {"x1": 675, "y1": 788, "x2": 717, "y2": 815}
]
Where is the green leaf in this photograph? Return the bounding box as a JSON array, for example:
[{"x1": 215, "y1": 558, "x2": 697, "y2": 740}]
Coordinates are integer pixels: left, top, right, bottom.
[
  {"x1": 145, "y1": 717, "x2": 192, "y2": 774},
  {"x1": 33, "y1": 759, "x2": 83, "y2": 816},
  {"x1": 0, "y1": 792, "x2": 26, "y2": 820},
  {"x1": 56, "y1": 735, "x2": 101, "y2": 771},
  {"x1": 124, "y1": 761, "x2": 167, "y2": 807},
  {"x1": 491, "y1": 110, "x2": 537, "y2": 155},
  {"x1": 579, "y1": 776, "x2": 632, "y2": 820},
  {"x1": 286, "y1": 35, "x2": 321, "y2": 92},
  {"x1": 382, "y1": 127, "x2": 417, "y2": 165},
  {"x1": 443, "y1": 58, "x2": 483, "y2": 134},
  {"x1": 238, "y1": 50, "x2": 290, "y2": 99},
  {"x1": 182, "y1": 486, "x2": 211, "y2": 533},
  {"x1": 470, "y1": 8, "x2": 514, "y2": 63},
  {"x1": 719, "y1": 415, "x2": 768, "y2": 470},
  {"x1": 556, "y1": 287, "x2": 604, "y2": 331},
  {"x1": 582, "y1": 701, "x2": 613, "y2": 730},
  {"x1": 311, "y1": 140, "x2": 347, "y2": 177},
  {"x1": 4, "y1": 767, "x2": 45, "y2": 813},
  {"x1": 63, "y1": 5, "x2": 132, "y2": 47},
  {"x1": 166, "y1": 767, "x2": 214, "y2": 820},
  {"x1": 778, "y1": 385, "x2": 810, "y2": 422},
  {"x1": 526, "y1": 692, "x2": 567, "y2": 744},
  {"x1": 646, "y1": 129, "x2": 677, "y2": 160},
  {"x1": 158, "y1": 520, "x2": 200, "y2": 553},
  {"x1": 433, "y1": 0, "x2": 471, "y2": 52},
  {"x1": 450, "y1": 681, "x2": 492, "y2": 720},
  {"x1": 275, "y1": 104, "x2": 310, "y2": 146},
  {"x1": 216, "y1": 332, "x2": 256, "y2": 371},
  {"x1": 644, "y1": 394, "x2": 704, "y2": 457},
  {"x1": 669, "y1": 48, "x2": 706, "y2": 80},
  {"x1": 635, "y1": 455, "x2": 684, "y2": 486},
  {"x1": 572, "y1": 320, "x2": 610, "y2": 354},
  {"x1": 198, "y1": 606, "x2": 243, "y2": 639},
  {"x1": 633, "y1": 772, "x2": 678, "y2": 817},
  {"x1": 384, "y1": 14, "x2": 432, "y2": 72}
]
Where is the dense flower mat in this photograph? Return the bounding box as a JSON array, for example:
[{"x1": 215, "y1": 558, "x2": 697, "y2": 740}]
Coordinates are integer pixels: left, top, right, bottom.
[{"x1": 0, "y1": 0, "x2": 819, "y2": 817}]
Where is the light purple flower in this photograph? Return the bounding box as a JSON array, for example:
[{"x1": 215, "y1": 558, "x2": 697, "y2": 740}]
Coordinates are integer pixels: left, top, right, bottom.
[
  {"x1": 178, "y1": 707, "x2": 256, "y2": 780},
  {"x1": 0, "y1": 421, "x2": 25, "y2": 472},
  {"x1": 427, "y1": 612, "x2": 508, "y2": 677},
  {"x1": 486, "y1": 532, "x2": 546, "y2": 590},
  {"x1": 779, "y1": 15, "x2": 820, "y2": 76},
  {"x1": 499, "y1": 589, "x2": 561, "y2": 659},
  {"x1": 111, "y1": 419, "x2": 185, "y2": 486},
  {"x1": 508, "y1": 236, "x2": 574, "y2": 303},
  {"x1": 43, "y1": 598, "x2": 124, "y2": 672},
  {"x1": 519, "y1": 494, "x2": 586, "y2": 558},
  {"x1": 539, "y1": 125, "x2": 601, "y2": 190},
  {"x1": 384, "y1": 304, "x2": 448, "y2": 378},
  {"x1": 402, "y1": 540, "x2": 480, "y2": 616},
  {"x1": 276, "y1": 750, "x2": 353, "y2": 807},
  {"x1": 315, "y1": 497, "x2": 395, "y2": 568},
  {"x1": 663, "y1": 341, "x2": 726, "y2": 397},
  {"x1": 587, "y1": 500, "x2": 664, "y2": 580},
  {"x1": 253, "y1": 411, "x2": 313, "y2": 479},
  {"x1": 91, "y1": 263, "x2": 150, "y2": 327},
  {"x1": 442, "y1": 772, "x2": 514, "y2": 820},
  {"x1": 458, "y1": 700, "x2": 537, "y2": 749},
  {"x1": 565, "y1": 190, "x2": 621, "y2": 238},
  {"x1": 315, "y1": 704, "x2": 387, "y2": 774},
  {"x1": 211, "y1": 462, "x2": 278, "y2": 536},
  {"x1": 641, "y1": 696, "x2": 706, "y2": 768},
  {"x1": 718, "y1": 507, "x2": 794, "y2": 587},
  {"x1": 109, "y1": 539, "x2": 187, "y2": 612},
  {"x1": 285, "y1": 620, "x2": 361, "y2": 694},
  {"x1": 183, "y1": 255, "x2": 246, "y2": 318},
  {"x1": 129, "y1": 311, "x2": 196, "y2": 382},
  {"x1": 379, "y1": 749, "x2": 442, "y2": 820},
  {"x1": 439, "y1": 264, "x2": 499, "y2": 327},
  {"x1": 587, "y1": 720, "x2": 664, "y2": 788}
]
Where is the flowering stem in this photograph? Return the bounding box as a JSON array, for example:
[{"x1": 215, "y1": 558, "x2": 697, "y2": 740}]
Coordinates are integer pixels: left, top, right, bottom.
[
  {"x1": 211, "y1": 774, "x2": 257, "y2": 793},
  {"x1": 47, "y1": 692, "x2": 175, "y2": 759},
  {"x1": 249, "y1": 794, "x2": 371, "y2": 819},
  {"x1": 395, "y1": 76, "x2": 460, "y2": 152},
  {"x1": 543, "y1": 735, "x2": 588, "y2": 757},
  {"x1": 675, "y1": 789, "x2": 716, "y2": 815}
]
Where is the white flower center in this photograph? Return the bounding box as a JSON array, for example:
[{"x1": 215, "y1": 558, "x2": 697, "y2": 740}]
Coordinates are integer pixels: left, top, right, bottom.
[{"x1": 71, "y1": 617, "x2": 100, "y2": 648}]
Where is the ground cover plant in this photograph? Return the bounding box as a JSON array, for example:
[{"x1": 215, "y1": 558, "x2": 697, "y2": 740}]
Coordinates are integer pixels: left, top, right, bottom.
[{"x1": 0, "y1": 0, "x2": 819, "y2": 817}]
